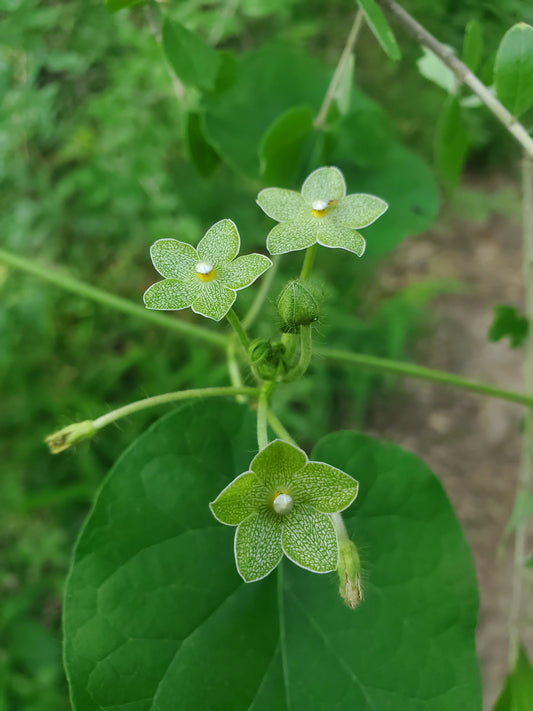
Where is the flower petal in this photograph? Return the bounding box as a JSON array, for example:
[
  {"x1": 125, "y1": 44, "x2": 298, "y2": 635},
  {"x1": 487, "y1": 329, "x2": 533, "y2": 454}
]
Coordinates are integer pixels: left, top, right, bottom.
[
  {"x1": 192, "y1": 282, "x2": 236, "y2": 321},
  {"x1": 235, "y1": 511, "x2": 283, "y2": 582},
  {"x1": 266, "y1": 220, "x2": 317, "y2": 255},
  {"x1": 218, "y1": 254, "x2": 272, "y2": 291},
  {"x1": 197, "y1": 219, "x2": 240, "y2": 267},
  {"x1": 317, "y1": 222, "x2": 366, "y2": 256},
  {"x1": 210, "y1": 471, "x2": 267, "y2": 525},
  {"x1": 331, "y1": 194, "x2": 388, "y2": 228},
  {"x1": 301, "y1": 166, "x2": 346, "y2": 204},
  {"x1": 282, "y1": 504, "x2": 339, "y2": 573},
  {"x1": 291, "y1": 462, "x2": 359, "y2": 513},
  {"x1": 143, "y1": 279, "x2": 199, "y2": 310},
  {"x1": 150, "y1": 239, "x2": 199, "y2": 280},
  {"x1": 250, "y1": 439, "x2": 307, "y2": 489},
  {"x1": 256, "y1": 188, "x2": 307, "y2": 222}
]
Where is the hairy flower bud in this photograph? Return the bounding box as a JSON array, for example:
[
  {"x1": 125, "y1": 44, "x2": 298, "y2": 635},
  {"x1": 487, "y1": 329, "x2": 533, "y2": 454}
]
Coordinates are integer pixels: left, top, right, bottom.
[
  {"x1": 249, "y1": 338, "x2": 288, "y2": 380},
  {"x1": 337, "y1": 539, "x2": 363, "y2": 609},
  {"x1": 248, "y1": 338, "x2": 271, "y2": 365},
  {"x1": 45, "y1": 420, "x2": 96, "y2": 454},
  {"x1": 277, "y1": 280, "x2": 320, "y2": 333}
]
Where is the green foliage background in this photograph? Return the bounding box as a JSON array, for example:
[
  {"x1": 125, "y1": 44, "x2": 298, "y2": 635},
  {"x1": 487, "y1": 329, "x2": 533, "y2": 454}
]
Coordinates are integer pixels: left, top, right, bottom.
[{"x1": 0, "y1": 0, "x2": 531, "y2": 708}]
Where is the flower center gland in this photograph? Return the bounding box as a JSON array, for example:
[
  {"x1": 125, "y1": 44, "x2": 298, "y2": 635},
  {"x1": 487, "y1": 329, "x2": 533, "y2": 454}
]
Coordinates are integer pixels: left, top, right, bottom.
[
  {"x1": 196, "y1": 261, "x2": 215, "y2": 282},
  {"x1": 272, "y1": 492, "x2": 293, "y2": 515},
  {"x1": 311, "y1": 199, "x2": 328, "y2": 218}
]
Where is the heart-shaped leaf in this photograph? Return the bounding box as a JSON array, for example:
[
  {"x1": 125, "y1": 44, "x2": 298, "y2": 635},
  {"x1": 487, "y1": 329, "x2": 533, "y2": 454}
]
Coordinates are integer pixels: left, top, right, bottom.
[{"x1": 64, "y1": 402, "x2": 481, "y2": 710}]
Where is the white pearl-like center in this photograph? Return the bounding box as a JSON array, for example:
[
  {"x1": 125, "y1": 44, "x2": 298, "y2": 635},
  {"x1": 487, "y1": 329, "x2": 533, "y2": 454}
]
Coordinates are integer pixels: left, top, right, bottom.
[
  {"x1": 311, "y1": 199, "x2": 328, "y2": 211},
  {"x1": 273, "y1": 493, "x2": 293, "y2": 515},
  {"x1": 196, "y1": 261, "x2": 214, "y2": 274}
]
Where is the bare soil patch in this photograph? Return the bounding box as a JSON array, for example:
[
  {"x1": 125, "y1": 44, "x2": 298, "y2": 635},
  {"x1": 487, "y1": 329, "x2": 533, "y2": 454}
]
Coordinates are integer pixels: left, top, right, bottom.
[{"x1": 369, "y1": 178, "x2": 526, "y2": 708}]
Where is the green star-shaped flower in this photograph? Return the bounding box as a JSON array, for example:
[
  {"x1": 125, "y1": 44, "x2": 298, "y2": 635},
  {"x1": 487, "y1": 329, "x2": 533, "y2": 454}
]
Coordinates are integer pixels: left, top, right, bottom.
[
  {"x1": 143, "y1": 219, "x2": 272, "y2": 321},
  {"x1": 209, "y1": 439, "x2": 359, "y2": 582},
  {"x1": 257, "y1": 166, "x2": 388, "y2": 256}
]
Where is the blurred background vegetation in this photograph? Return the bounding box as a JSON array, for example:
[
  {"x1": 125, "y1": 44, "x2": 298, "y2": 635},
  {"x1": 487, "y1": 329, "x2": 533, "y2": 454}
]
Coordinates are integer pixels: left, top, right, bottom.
[{"x1": 1, "y1": 0, "x2": 532, "y2": 708}]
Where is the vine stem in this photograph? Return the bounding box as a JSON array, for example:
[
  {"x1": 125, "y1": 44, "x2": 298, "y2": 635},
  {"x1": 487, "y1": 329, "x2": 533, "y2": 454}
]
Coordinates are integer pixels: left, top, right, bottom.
[
  {"x1": 316, "y1": 347, "x2": 533, "y2": 409},
  {"x1": 226, "y1": 308, "x2": 251, "y2": 353},
  {"x1": 509, "y1": 155, "x2": 533, "y2": 663},
  {"x1": 5, "y1": 247, "x2": 533, "y2": 409},
  {"x1": 314, "y1": 9, "x2": 365, "y2": 130},
  {"x1": 0, "y1": 247, "x2": 226, "y2": 347},
  {"x1": 257, "y1": 383, "x2": 272, "y2": 450},
  {"x1": 377, "y1": 0, "x2": 533, "y2": 158},
  {"x1": 93, "y1": 386, "x2": 259, "y2": 430}
]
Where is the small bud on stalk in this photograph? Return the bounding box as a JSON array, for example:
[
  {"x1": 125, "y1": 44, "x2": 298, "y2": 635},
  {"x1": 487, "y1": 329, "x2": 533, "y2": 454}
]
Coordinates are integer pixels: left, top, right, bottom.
[
  {"x1": 277, "y1": 280, "x2": 320, "y2": 333},
  {"x1": 46, "y1": 420, "x2": 96, "y2": 454}
]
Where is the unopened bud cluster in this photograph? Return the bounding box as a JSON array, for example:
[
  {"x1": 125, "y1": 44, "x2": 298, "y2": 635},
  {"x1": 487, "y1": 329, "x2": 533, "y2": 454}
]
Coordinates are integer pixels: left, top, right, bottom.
[{"x1": 249, "y1": 338, "x2": 287, "y2": 380}]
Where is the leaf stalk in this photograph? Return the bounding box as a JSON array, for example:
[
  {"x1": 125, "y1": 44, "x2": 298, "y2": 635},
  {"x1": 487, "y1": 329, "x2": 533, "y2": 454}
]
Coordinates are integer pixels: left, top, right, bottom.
[
  {"x1": 299, "y1": 244, "x2": 318, "y2": 281},
  {"x1": 314, "y1": 10, "x2": 365, "y2": 130}
]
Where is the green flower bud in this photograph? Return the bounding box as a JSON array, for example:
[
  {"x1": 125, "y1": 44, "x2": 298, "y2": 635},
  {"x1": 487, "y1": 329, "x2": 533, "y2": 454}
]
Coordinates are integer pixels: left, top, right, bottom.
[
  {"x1": 337, "y1": 539, "x2": 363, "y2": 609},
  {"x1": 249, "y1": 338, "x2": 288, "y2": 380},
  {"x1": 277, "y1": 280, "x2": 320, "y2": 333},
  {"x1": 249, "y1": 338, "x2": 271, "y2": 365},
  {"x1": 45, "y1": 420, "x2": 96, "y2": 454}
]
